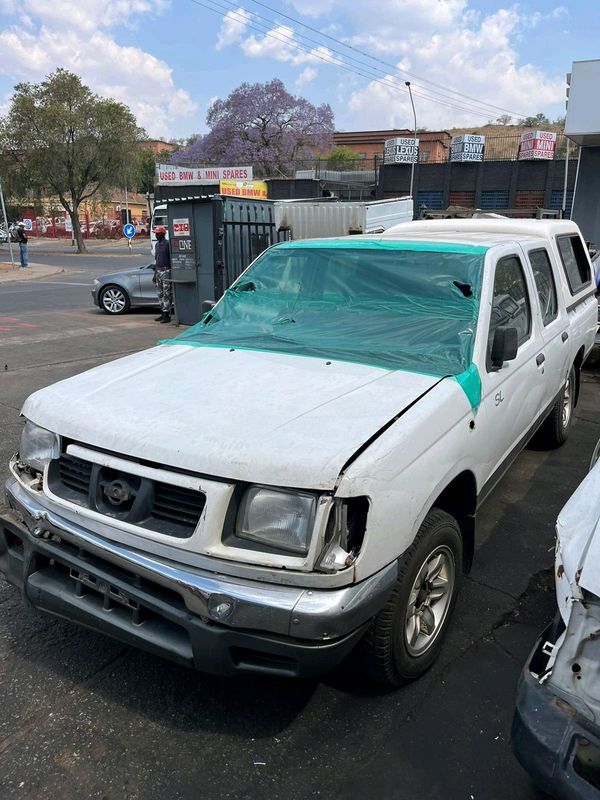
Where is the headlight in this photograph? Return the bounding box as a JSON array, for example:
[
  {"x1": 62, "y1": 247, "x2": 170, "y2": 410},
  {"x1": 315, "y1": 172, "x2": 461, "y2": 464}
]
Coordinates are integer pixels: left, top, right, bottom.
[
  {"x1": 19, "y1": 421, "x2": 59, "y2": 472},
  {"x1": 236, "y1": 486, "x2": 317, "y2": 555},
  {"x1": 93, "y1": 279, "x2": 100, "y2": 286}
]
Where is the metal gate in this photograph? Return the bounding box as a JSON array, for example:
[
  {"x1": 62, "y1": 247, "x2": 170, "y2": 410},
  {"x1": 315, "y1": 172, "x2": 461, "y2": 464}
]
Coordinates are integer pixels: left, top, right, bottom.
[{"x1": 217, "y1": 199, "x2": 290, "y2": 297}]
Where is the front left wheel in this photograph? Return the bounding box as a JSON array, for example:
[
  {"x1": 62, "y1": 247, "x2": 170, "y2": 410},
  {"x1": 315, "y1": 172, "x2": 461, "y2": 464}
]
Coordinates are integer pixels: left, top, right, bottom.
[
  {"x1": 357, "y1": 508, "x2": 462, "y2": 689},
  {"x1": 99, "y1": 284, "x2": 130, "y2": 315}
]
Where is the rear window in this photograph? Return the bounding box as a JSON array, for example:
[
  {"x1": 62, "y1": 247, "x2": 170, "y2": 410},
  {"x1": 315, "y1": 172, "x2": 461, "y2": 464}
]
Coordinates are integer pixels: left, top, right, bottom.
[{"x1": 557, "y1": 234, "x2": 591, "y2": 294}]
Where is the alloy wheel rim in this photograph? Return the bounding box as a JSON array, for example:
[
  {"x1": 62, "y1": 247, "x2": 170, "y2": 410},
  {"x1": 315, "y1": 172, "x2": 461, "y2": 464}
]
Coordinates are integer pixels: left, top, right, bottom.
[
  {"x1": 562, "y1": 375, "x2": 573, "y2": 429},
  {"x1": 103, "y1": 288, "x2": 125, "y2": 313},
  {"x1": 404, "y1": 545, "x2": 455, "y2": 657}
]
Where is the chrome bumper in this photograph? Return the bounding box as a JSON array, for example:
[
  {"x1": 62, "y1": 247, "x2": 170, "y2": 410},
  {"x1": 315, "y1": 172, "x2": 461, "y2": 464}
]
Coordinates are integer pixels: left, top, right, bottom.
[{"x1": 1, "y1": 477, "x2": 397, "y2": 677}]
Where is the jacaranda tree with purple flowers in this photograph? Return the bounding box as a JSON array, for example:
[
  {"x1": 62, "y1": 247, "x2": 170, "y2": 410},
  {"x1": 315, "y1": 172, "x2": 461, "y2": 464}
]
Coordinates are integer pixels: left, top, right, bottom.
[{"x1": 173, "y1": 79, "x2": 334, "y2": 175}]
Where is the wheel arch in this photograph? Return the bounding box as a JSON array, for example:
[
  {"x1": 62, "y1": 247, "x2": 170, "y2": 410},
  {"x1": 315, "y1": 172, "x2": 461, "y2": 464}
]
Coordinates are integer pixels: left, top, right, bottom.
[{"x1": 430, "y1": 470, "x2": 477, "y2": 574}]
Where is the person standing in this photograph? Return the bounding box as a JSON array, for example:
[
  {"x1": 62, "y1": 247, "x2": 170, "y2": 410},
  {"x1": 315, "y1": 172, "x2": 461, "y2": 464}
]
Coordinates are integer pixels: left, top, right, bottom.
[
  {"x1": 153, "y1": 225, "x2": 172, "y2": 323},
  {"x1": 16, "y1": 222, "x2": 28, "y2": 268}
]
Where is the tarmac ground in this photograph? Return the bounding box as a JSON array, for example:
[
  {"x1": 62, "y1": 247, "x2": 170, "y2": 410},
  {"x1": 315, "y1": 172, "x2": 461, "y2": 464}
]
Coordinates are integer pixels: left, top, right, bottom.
[{"x1": 0, "y1": 259, "x2": 599, "y2": 800}]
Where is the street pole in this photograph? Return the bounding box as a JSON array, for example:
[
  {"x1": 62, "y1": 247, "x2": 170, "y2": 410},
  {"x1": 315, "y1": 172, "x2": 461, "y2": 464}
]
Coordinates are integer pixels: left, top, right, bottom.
[
  {"x1": 562, "y1": 136, "x2": 570, "y2": 218},
  {"x1": 0, "y1": 177, "x2": 16, "y2": 269},
  {"x1": 125, "y1": 184, "x2": 132, "y2": 253},
  {"x1": 405, "y1": 81, "x2": 417, "y2": 201}
]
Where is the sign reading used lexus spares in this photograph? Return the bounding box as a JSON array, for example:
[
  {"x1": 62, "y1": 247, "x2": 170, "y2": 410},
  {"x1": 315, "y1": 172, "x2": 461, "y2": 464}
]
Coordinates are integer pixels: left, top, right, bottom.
[
  {"x1": 155, "y1": 165, "x2": 253, "y2": 185},
  {"x1": 219, "y1": 180, "x2": 268, "y2": 199},
  {"x1": 384, "y1": 137, "x2": 419, "y2": 165},
  {"x1": 451, "y1": 134, "x2": 485, "y2": 162},
  {"x1": 517, "y1": 131, "x2": 557, "y2": 161}
]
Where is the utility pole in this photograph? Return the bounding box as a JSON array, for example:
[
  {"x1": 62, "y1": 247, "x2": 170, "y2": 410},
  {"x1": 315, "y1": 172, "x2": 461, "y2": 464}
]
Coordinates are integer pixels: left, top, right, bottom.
[
  {"x1": 405, "y1": 81, "x2": 417, "y2": 200},
  {"x1": 0, "y1": 177, "x2": 16, "y2": 269}
]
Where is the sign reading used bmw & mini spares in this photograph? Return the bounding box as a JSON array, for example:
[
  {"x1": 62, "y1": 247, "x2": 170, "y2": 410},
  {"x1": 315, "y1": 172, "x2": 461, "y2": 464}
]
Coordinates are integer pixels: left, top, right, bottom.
[
  {"x1": 172, "y1": 218, "x2": 190, "y2": 236},
  {"x1": 384, "y1": 137, "x2": 419, "y2": 165},
  {"x1": 155, "y1": 165, "x2": 253, "y2": 185},
  {"x1": 518, "y1": 130, "x2": 557, "y2": 160},
  {"x1": 219, "y1": 180, "x2": 268, "y2": 199},
  {"x1": 450, "y1": 134, "x2": 485, "y2": 162}
]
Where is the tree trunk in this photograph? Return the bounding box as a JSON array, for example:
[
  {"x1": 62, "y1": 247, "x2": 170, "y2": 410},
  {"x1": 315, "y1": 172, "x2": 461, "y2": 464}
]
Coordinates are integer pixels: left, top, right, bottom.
[{"x1": 70, "y1": 196, "x2": 86, "y2": 253}]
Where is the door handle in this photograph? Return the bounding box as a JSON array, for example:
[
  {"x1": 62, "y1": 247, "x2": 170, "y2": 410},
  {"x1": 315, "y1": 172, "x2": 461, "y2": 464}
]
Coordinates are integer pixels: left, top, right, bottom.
[
  {"x1": 562, "y1": 331, "x2": 569, "y2": 342},
  {"x1": 536, "y1": 353, "x2": 546, "y2": 366}
]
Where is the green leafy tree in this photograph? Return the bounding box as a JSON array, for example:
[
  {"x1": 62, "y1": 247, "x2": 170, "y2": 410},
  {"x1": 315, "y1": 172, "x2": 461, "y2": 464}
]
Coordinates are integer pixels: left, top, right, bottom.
[
  {"x1": 326, "y1": 145, "x2": 359, "y2": 170},
  {"x1": 518, "y1": 112, "x2": 550, "y2": 127},
  {"x1": 0, "y1": 69, "x2": 144, "y2": 252},
  {"x1": 134, "y1": 146, "x2": 174, "y2": 194}
]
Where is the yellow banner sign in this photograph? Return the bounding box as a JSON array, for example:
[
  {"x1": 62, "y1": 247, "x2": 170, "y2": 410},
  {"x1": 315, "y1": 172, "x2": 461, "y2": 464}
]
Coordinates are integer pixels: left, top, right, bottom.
[{"x1": 219, "y1": 179, "x2": 268, "y2": 199}]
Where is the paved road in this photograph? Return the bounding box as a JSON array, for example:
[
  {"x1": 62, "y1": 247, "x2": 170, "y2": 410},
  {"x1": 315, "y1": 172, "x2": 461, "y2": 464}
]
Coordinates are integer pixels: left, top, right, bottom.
[{"x1": 0, "y1": 273, "x2": 599, "y2": 799}]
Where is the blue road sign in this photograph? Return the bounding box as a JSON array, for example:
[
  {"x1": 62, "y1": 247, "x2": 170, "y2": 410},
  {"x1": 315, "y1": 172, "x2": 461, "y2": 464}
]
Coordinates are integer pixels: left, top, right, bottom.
[{"x1": 123, "y1": 223, "x2": 136, "y2": 238}]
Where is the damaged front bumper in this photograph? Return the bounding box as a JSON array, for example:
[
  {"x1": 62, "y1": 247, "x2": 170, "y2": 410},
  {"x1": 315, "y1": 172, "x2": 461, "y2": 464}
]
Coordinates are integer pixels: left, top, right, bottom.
[
  {"x1": 0, "y1": 476, "x2": 397, "y2": 678},
  {"x1": 512, "y1": 615, "x2": 600, "y2": 799}
]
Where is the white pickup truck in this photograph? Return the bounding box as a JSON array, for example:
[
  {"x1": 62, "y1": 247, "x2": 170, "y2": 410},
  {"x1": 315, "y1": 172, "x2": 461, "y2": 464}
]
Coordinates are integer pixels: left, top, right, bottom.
[{"x1": 1, "y1": 219, "x2": 597, "y2": 687}]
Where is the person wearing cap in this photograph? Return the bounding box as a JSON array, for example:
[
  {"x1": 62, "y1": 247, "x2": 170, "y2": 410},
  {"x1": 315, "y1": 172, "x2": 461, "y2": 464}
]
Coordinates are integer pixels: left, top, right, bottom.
[
  {"x1": 16, "y1": 222, "x2": 28, "y2": 268},
  {"x1": 153, "y1": 225, "x2": 172, "y2": 323}
]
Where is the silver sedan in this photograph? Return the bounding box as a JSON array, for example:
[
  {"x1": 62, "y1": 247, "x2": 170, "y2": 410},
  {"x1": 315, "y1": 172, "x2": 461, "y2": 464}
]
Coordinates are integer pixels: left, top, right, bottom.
[{"x1": 92, "y1": 263, "x2": 158, "y2": 314}]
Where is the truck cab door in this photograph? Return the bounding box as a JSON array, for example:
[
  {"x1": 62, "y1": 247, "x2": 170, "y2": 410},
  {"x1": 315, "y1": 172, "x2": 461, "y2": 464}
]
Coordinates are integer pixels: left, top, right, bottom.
[
  {"x1": 476, "y1": 251, "x2": 546, "y2": 495},
  {"x1": 524, "y1": 246, "x2": 571, "y2": 409}
]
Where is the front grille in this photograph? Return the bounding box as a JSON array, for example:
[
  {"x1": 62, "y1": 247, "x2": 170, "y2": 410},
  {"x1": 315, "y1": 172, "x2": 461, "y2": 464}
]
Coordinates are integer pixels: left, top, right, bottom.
[
  {"x1": 58, "y1": 455, "x2": 92, "y2": 497},
  {"x1": 151, "y1": 482, "x2": 206, "y2": 527},
  {"x1": 48, "y1": 454, "x2": 205, "y2": 538}
]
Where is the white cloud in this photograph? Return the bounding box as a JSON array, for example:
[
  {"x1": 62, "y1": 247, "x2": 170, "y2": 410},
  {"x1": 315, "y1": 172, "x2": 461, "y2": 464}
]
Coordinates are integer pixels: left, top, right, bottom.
[
  {"x1": 296, "y1": 66, "x2": 318, "y2": 87},
  {"x1": 241, "y1": 24, "x2": 341, "y2": 67},
  {"x1": 0, "y1": 2, "x2": 195, "y2": 138},
  {"x1": 216, "y1": 7, "x2": 252, "y2": 50},
  {"x1": 223, "y1": 0, "x2": 565, "y2": 128}
]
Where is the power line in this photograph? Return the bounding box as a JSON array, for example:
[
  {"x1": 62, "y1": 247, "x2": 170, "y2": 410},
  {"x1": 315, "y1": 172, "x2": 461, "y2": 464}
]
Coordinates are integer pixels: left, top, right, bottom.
[
  {"x1": 246, "y1": 0, "x2": 526, "y2": 118},
  {"x1": 190, "y1": 0, "x2": 515, "y2": 119}
]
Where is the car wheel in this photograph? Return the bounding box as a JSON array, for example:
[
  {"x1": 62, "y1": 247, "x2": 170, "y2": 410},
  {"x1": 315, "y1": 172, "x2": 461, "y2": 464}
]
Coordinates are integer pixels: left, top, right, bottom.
[
  {"x1": 357, "y1": 508, "x2": 462, "y2": 689},
  {"x1": 99, "y1": 284, "x2": 130, "y2": 315},
  {"x1": 536, "y1": 367, "x2": 576, "y2": 448}
]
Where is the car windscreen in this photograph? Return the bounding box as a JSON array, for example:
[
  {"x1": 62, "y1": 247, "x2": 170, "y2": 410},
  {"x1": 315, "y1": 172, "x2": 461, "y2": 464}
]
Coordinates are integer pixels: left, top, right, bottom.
[{"x1": 162, "y1": 239, "x2": 486, "y2": 378}]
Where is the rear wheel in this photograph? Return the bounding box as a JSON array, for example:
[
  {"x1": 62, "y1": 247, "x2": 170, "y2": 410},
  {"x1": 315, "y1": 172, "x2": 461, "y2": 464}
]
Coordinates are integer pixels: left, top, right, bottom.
[
  {"x1": 536, "y1": 367, "x2": 576, "y2": 448},
  {"x1": 99, "y1": 284, "x2": 130, "y2": 315},
  {"x1": 357, "y1": 508, "x2": 462, "y2": 689}
]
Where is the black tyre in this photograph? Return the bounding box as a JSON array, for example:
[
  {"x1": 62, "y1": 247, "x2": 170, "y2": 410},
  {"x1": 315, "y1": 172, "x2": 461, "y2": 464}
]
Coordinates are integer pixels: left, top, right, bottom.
[
  {"x1": 99, "y1": 284, "x2": 130, "y2": 315},
  {"x1": 536, "y1": 367, "x2": 576, "y2": 448},
  {"x1": 357, "y1": 508, "x2": 462, "y2": 689}
]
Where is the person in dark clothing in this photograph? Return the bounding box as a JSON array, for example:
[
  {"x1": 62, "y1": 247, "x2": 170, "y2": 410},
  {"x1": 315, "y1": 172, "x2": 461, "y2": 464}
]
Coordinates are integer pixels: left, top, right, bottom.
[
  {"x1": 153, "y1": 226, "x2": 172, "y2": 323},
  {"x1": 16, "y1": 222, "x2": 28, "y2": 268}
]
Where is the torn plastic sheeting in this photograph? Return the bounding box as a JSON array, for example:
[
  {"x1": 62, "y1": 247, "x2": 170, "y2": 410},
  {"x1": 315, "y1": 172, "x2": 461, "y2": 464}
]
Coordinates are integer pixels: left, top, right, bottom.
[{"x1": 162, "y1": 243, "x2": 487, "y2": 409}]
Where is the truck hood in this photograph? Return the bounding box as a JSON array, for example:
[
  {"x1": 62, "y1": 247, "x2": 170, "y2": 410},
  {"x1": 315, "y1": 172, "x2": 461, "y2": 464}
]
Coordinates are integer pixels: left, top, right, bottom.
[
  {"x1": 556, "y1": 453, "x2": 600, "y2": 618},
  {"x1": 22, "y1": 344, "x2": 442, "y2": 490}
]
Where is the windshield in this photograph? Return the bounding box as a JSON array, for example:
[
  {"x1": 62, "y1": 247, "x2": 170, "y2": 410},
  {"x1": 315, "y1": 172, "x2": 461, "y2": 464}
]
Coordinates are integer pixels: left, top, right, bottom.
[{"x1": 163, "y1": 239, "x2": 486, "y2": 377}]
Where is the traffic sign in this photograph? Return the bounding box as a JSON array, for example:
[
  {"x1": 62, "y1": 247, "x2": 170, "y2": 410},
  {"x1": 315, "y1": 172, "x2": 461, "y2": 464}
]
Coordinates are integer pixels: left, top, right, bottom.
[{"x1": 123, "y1": 223, "x2": 136, "y2": 238}]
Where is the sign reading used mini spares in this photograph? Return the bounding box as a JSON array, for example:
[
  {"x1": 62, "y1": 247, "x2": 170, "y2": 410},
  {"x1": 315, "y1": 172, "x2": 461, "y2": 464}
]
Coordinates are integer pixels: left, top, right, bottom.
[
  {"x1": 518, "y1": 130, "x2": 557, "y2": 161},
  {"x1": 155, "y1": 165, "x2": 253, "y2": 185},
  {"x1": 384, "y1": 137, "x2": 419, "y2": 165}
]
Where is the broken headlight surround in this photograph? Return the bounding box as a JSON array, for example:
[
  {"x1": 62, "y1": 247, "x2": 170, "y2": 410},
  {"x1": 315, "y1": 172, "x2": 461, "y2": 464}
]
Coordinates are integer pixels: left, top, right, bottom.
[
  {"x1": 317, "y1": 497, "x2": 369, "y2": 572},
  {"x1": 235, "y1": 486, "x2": 317, "y2": 556},
  {"x1": 19, "y1": 420, "x2": 60, "y2": 473}
]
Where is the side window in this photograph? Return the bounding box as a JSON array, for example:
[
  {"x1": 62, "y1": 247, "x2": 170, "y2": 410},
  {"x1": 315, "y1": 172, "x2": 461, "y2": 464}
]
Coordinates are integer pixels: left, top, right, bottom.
[
  {"x1": 488, "y1": 255, "x2": 531, "y2": 360},
  {"x1": 557, "y1": 234, "x2": 592, "y2": 294},
  {"x1": 529, "y1": 249, "x2": 558, "y2": 326}
]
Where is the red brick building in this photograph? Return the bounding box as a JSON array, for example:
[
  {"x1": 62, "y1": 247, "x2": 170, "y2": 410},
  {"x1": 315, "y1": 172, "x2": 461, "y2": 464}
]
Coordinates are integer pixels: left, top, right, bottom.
[{"x1": 333, "y1": 129, "x2": 452, "y2": 163}]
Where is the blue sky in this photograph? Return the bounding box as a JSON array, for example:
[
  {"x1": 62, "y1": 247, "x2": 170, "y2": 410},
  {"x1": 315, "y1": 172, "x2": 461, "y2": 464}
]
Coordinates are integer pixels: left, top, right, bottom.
[{"x1": 0, "y1": 0, "x2": 597, "y2": 139}]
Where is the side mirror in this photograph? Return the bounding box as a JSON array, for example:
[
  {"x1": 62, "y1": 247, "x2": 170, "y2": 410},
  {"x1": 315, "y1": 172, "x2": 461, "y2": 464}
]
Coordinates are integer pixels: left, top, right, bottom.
[{"x1": 490, "y1": 326, "x2": 518, "y2": 370}]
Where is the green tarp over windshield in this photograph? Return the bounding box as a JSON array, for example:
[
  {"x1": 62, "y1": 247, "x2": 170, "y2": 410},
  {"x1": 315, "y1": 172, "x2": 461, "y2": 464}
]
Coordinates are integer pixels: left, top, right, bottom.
[{"x1": 161, "y1": 239, "x2": 487, "y2": 410}]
